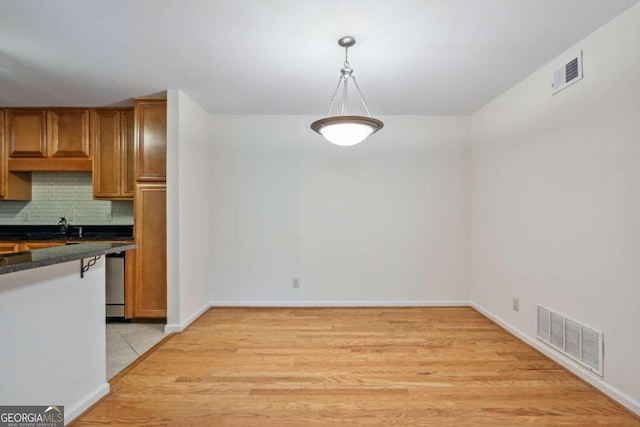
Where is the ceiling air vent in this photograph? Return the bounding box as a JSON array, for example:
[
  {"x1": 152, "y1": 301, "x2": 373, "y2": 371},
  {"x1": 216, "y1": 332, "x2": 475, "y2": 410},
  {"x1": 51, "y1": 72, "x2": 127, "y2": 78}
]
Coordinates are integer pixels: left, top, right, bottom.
[{"x1": 551, "y1": 51, "x2": 583, "y2": 94}]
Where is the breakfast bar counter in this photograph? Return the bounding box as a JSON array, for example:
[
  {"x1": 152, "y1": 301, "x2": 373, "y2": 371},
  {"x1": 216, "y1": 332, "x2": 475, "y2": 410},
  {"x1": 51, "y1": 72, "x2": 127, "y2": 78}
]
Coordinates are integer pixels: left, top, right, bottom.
[{"x1": 0, "y1": 242, "x2": 136, "y2": 424}]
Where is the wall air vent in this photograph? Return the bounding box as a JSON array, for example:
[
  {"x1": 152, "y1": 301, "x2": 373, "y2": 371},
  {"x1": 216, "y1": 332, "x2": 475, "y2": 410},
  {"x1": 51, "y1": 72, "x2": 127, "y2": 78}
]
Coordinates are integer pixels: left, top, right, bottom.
[
  {"x1": 551, "y1": 51, "x2": 583, "y2": 94},
  {"x1": 537, "y1": 305, "x2": 603, "y2": 376}
]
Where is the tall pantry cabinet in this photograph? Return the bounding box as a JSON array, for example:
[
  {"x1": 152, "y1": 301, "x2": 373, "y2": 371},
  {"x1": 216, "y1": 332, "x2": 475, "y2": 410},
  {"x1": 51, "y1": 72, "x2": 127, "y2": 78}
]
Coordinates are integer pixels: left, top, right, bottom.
[{"x1": 129, "y1": 99, "x2": 167, "y2": 319}]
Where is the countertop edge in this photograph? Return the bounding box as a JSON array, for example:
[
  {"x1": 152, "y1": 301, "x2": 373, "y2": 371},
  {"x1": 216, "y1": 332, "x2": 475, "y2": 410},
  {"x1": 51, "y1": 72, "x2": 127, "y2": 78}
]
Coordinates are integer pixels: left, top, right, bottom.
[{"x1": 0, "y1": 243, "x2": 137, "y2": 275}]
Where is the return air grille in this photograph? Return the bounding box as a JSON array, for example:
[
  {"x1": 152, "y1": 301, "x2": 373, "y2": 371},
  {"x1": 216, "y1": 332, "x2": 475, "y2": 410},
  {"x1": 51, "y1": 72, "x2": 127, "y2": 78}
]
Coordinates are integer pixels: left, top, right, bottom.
[
  {"x1": 565, "y1": 57, "x2": 580, "y2": 82},
  {"x1": 551, "y1": 51, "x2": 583, "y2": 94},
  {"x1": 537, "y1": 305, "x2": 603, "y2": 376}
]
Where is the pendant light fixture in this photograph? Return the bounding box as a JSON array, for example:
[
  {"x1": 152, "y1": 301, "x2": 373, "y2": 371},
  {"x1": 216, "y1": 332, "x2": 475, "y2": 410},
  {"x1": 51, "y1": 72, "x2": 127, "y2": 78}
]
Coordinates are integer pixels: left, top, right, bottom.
[{"x1": 311, "y1": 36, "x2": 383, "y2": 146}]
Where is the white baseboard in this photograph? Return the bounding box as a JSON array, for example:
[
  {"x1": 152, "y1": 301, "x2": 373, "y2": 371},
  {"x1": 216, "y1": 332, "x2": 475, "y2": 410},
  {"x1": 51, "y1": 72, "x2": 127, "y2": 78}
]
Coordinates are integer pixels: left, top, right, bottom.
[
  {"x1": 64, "y1": 382, "x2": 110, "y2": 425},
  {"x1": 210, "y1": 300, "x2": 471, "y2": 307},
  {"x1": 165, "y1": 301, "x2": 212, "y2": 333},
  {"x1": 471, "y1": 302, "x2": 640, "y2": 417}
]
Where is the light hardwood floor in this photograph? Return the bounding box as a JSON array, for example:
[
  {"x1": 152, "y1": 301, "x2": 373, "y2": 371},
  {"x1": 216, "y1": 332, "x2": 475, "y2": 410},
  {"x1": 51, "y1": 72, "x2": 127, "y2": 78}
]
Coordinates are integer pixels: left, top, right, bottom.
[{"x1": 72, "y1": 307, "x2": 640, "y2": 426}]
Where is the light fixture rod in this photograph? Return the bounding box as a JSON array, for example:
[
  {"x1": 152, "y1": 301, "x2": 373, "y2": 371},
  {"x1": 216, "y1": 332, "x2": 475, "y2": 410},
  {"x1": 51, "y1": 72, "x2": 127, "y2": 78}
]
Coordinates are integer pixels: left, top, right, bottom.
[
  {"x1": 342, "y1": 77, "x2": 348, "y2": 115},
  {"x1": 325, "y1": 75, "x2": 343, "y2": 117},
  {"x1": 351, "y1": 76, "x2": 373, "y2": 118}
]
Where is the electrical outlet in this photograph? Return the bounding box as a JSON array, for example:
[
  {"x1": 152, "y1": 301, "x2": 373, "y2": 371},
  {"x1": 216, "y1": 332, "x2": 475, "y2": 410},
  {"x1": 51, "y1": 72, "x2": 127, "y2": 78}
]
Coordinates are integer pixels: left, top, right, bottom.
[
  {"x1": 22, "y1": 212, "x2": 30, "y2": 222},
  {"x1": 292, "y1": 278, "x2": 300, "y2": 288},
  {"x1": 105, "y1": 211, "x2": 112, "y2": 221},
  {"x1": 512, "y1": 297, "x2": 520, "y2": 312}
]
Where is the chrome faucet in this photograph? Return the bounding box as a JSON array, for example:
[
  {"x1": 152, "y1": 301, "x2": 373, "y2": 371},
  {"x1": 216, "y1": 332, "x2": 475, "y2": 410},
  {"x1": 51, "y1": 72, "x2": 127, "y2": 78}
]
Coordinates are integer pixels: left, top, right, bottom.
[{"x1": 58, "y1": 217, "x2": 68, "y2": 234}]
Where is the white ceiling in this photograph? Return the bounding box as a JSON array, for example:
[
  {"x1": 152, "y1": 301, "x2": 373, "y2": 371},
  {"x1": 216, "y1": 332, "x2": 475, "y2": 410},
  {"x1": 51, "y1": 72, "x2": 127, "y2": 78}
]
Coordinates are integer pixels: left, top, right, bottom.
[{"x1": 0, "y1": 0, "x2": 638, "y2": 114}]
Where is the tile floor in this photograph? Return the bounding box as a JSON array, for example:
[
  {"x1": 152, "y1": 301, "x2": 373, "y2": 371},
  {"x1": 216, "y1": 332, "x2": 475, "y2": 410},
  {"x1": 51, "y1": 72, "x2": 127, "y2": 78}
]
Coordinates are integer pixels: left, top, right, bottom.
[{"x1": 106, "y1": 322, "x2": 167, "y2": 380}]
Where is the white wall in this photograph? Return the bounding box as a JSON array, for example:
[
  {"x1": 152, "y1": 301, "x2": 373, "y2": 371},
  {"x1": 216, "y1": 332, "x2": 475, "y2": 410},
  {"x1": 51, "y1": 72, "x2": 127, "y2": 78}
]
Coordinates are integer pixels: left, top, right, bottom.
[
  {"x1": 207, "y1": 115, "x2": 470, "y2": 305},
  {"x1": 470, "y1": 3, "x2": 640, "y2": 412},
  {"x1": 0, "y1": 260, "x2": 109, "y2": 424},
  {"x1": 166, "y1": 90, "x2": 215, "y2": 332}
]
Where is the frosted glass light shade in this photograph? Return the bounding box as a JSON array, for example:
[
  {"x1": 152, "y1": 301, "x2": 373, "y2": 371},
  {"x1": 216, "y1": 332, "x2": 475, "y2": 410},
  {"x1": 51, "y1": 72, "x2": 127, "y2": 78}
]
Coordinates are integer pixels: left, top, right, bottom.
[{"x1": 311, "y1": 116, "x2": 383, "y2": 147}]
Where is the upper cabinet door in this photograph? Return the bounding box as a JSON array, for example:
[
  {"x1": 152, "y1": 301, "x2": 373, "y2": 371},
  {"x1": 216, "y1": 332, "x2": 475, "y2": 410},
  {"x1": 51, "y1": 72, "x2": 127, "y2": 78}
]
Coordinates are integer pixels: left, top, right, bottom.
[
  {"x1": 1, "y1": 110, "x2": 33, "y2": 200},
  {"x1": 47, "y1": 109, "x2": 91, "y2": 158},
  {"x1": 7, "y1": 109, "x2": 47, "y2": 157},
  {"x1": 92, "y1": 108, "x2": 135, "y2": 200},
  {"x1": 92, "y1": 110, "x2": 121, "y2": 198},
  {"x1": 135, "y1": 99, "x2": 166, "y2": 182}
]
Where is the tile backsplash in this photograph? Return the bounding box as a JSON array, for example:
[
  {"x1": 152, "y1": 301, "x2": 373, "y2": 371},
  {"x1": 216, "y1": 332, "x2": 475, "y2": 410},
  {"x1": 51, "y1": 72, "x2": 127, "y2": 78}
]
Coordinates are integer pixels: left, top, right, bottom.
[{"x1": 0, "y1": 172, "x2": 133, "y2": 225}]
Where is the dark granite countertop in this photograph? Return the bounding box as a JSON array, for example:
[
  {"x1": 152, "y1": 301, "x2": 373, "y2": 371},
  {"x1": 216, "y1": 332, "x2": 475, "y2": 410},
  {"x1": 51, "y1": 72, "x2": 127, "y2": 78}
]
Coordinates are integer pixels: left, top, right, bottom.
[
  {"x1": 0, "y1": 225, "x2": 134, "y2": 242},
  {"x1": 0, "y1": 243, "x2": 136, "y2": 275}
]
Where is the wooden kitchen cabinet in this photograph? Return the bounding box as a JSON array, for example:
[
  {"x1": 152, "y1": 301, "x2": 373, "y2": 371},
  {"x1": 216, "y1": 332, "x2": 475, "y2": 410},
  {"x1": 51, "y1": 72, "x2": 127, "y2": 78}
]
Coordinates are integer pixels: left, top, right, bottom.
[
  {"x1": 134, "y1": 99, "x2": 166, "y2": 182},
  {"x1": 0, "y1": 242, "x2": 20, "y2": 254},
  {"x1": 47, "y1": 109, "x2": 90, "y2": 157},
  {"x1": 6, "y1": 108, "x2": 47, "y2": 157},
  {"x1": 0, "y1": 110, "x2": 31, "y2": 200},
  {"x1": 0, "y1": 172, "x2": 31, "y2": 200},
  {"x1": 133, "y1": 183, "x2": 167, "y2": 318},
  {"x1": 92, "y1": 109, "x2": 135, "y2": 199},
  {"x1": 4, "y1": 107, "x2": 92, "y2": 172},
  {"x1": 92, "y1": 110, "x2": 119, "y2": 197},
  {"x1": 130, "y1": 98, "x2": 167, "y2": 319},
  {"x1": 0, "y1": 241, "x2": 65, "y2": 253},
  {"x1": 6, "y1": 108, "x2": 90, "y2": 158}
]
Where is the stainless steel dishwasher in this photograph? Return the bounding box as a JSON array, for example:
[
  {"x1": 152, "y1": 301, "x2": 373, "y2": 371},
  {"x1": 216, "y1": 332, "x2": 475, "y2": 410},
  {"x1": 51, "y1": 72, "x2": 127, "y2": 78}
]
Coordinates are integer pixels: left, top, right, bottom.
[{"x1": 105, "y1": 251, "x2": 125, "y2": 320}]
